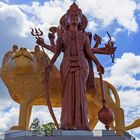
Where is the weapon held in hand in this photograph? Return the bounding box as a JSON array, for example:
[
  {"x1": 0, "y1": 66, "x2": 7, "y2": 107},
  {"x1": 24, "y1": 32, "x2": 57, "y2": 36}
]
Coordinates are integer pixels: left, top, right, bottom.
[
  {"x1": 106, "y1": 32, "x2": 117, "y2": 63},
  {"x1": 31, "y1": 28, "x2": 45, "y2": 53},
  {"x1": 93, "y1": 34, "x2": 102, "y2": 48}
]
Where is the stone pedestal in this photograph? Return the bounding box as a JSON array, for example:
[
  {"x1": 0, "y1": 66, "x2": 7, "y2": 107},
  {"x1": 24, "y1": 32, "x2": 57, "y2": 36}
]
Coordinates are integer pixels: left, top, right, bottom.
[
  {"x1": 4, "y1": 130, "x2": 135, "y2": 140},
  {"x1": 4, "y1": 130, "x2": 32, "y2": 139},
  {"x1": 53, "y1": 129, "x2": 115, "y2": 136}
]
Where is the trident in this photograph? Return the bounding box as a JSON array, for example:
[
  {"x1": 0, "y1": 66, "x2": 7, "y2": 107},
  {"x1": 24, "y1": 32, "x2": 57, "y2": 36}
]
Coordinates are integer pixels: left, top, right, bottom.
[
  {"x1": 31, "y1": 28, "x2": 59, "y2": 129},
  {"x1": 31, "y1": 28, "x2": 45, "y2": 53}
]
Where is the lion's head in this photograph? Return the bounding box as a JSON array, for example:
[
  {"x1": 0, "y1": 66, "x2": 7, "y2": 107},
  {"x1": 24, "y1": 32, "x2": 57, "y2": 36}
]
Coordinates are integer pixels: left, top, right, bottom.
[
  {"x1": 2, "y1": 45, "x2": 50, "y2": 76},
  {"x1": 1, "y1": 45, "x2": 51, "y2": 103}
]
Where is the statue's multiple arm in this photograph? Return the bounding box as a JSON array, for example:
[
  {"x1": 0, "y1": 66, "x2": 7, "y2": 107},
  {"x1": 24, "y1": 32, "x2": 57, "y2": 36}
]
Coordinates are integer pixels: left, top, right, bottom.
[
  {"x1": 85, "y1": 36, "x2": 104, "y2": 74},
  {"x1": 36, "y1": 37, "x2": 56, "y2": 53},
  {"x1": 36, "y1": 31, "x2": 116, "y2": 56},
  {"x1": 49, "y1": 37, "x2": 62, "y2": 65},
  {"x1": 48, "y1": 33, "x2": 56, "y2": 48},
  {"x1": 92, "y1": 47, "x2": 116, "y2": 55},
  {"x1": 35, "y1": 30, "x2": 115, "y2": 73},
  {"x1": 91, "y1": 33, "x2": 116, "y2": 55}
]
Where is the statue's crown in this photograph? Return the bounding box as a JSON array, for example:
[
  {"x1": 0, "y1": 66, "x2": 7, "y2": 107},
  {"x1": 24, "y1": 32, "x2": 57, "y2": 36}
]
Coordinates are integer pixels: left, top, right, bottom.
[
  {"x1": 60, "y1": 2, "x2": 87, "y2": 30},
  {"x1": 66, "y1": 2, "x2": 82, "y2": 15}
]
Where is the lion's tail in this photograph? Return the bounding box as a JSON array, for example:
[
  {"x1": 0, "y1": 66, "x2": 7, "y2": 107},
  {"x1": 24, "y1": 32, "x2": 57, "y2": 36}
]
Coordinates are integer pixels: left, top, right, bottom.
[{"x1": 105, "y1": 81, "x2": 120, "y2": 107}]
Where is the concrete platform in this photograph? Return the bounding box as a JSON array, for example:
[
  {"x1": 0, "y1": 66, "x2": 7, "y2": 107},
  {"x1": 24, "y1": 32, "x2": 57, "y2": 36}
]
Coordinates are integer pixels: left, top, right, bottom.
[
  {"x1": 4, "y1": 130, "x2": 135, "y2": 140},
  {"x1": 53, "y1": 129, "x2": 115, "y2": 136},
  {"x1": 5, "y1": 135, "x2": 134, "y2": 140}
]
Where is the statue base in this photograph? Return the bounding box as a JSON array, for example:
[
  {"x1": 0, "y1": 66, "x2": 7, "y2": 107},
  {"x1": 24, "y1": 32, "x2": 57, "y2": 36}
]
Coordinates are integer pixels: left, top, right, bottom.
[
  {"x1": 53, "y1": 129, "x2": 115, "y2": 136},
  {"x1": 4, "y1": 130, "x2": 135, "y2": 140}
]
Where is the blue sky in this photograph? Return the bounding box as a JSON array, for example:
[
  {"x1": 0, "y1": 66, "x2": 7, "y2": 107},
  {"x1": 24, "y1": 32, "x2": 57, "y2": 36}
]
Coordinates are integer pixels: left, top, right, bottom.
[{"x1": 0, "y1": 0, "x2": 140, "y2": 139}]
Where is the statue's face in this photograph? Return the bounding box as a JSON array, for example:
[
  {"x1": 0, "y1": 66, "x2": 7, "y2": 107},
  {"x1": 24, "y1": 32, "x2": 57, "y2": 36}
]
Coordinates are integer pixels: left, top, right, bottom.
[{"x1": 67, "y1": 12, "x2": 81, "y2": 26}]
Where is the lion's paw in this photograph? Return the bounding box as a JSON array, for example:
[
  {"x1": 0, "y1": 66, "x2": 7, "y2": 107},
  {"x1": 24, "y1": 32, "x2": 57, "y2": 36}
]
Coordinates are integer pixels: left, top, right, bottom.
[{"x1": 10, "y1": 126, "x2": 25, "y2": 130}]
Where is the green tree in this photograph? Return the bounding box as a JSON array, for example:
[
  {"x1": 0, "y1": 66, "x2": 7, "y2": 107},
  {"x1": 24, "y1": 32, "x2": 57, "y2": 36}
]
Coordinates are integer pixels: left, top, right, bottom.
[
  {"x1": 42, "y1": 122, "x2": 56, "y2": 136},
  {"x1": 29, "y1": 118, "x2": 56, "y2": 136},
  {"x1": 29, "y1": 118, "x2": 42, "y2": 136}
]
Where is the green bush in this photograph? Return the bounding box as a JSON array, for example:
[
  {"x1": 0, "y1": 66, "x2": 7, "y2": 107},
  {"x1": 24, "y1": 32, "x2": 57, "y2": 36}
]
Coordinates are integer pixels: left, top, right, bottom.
[
  {"x1": 29, "y1": 118, "x2": 56, "y2": 136},
  {"x1": 42, "y1": 122, "x2": 56, "y2": 136},
  {"x1": 29, "y1": 118, "x2": 42, "y2": 136}
]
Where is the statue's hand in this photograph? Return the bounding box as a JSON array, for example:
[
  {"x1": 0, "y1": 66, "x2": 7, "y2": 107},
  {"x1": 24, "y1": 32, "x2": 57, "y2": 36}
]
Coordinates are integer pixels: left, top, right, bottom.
[
  {"x1": 105, "y1": 41, "x2": 116, "y2": 55},
  {"x1": 106, "y1": 46, "x2": 116, "y2": 55},
  {"x1": 97, "y1": 63, "x2": 104, "y2": 74},
  {"x1": 36, "y1": 37, "x2": 45, "y2": 47}
]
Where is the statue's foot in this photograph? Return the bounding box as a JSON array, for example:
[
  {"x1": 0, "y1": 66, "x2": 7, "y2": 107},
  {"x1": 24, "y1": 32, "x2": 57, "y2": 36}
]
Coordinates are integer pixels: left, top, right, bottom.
[{"x1": 10, "y1": 126, "x2": 25, "y2": 131}]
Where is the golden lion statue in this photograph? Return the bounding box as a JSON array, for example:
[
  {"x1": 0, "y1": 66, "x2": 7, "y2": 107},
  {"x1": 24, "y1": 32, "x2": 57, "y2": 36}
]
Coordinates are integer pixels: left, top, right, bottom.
[{"x1": 1, "y1": 45, "x2": 140, "y2": 135}]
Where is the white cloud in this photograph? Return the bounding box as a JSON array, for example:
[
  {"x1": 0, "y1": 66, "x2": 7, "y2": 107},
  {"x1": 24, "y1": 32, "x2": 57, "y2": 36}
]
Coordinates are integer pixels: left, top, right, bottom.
[
  {"x1": 131, "y1": 127, "x2": 140, "y2": 136},
  {"x1": 113, "y1": 28, "x2": 123, "y2": 36},
  {"x1": 94, "y1": 121, "x2": 105, "y2": 130},
  {"x1": 87, "y1": 21, "x2": 98, "y2": 31},
  {"x1": 102, "y1": 34, "x2": 115, "y2": 43},
  {"x1": 119, "y1": 90, "x2": 140, "y2": 108},
  {"x1": 0, "y1": 2, "x2": 36, "y2": 67},
  {"x1": 30, "y1": 106, "x2": 61, "y2": 125},
  {"x1": 117, "y1": 90, "x2": 140, "y2": 123},
  {"x1": 105, "y1": 53, "x2": 140, "y2": 89},
  {"x1": 0, "y1": 0, "x2": 139, "y2": 63},
  {"x1": 0, "y1": 102, "x2": 19, "y2": 131},
  {"x1": 77, "y1": 0, "x2": 138, "y2": 32},
  {"x1": 0, "y1": 103, "x2": 61, "y2": 131},
  {"x1": 18, "y1": 0, "x2": 71, "y2": 29},
  {"x1": 17, "y1": 0, "x2": 139, "y2": 33},
  {"x1": 117, "y1": 89, "x2": 140, "y2": 140},
  {"x1": 103, "y1": 52, "x2": 140, "y2": 139},
  {"x1": 0, "y1": 2, "x2": 33, "y2": 37}
]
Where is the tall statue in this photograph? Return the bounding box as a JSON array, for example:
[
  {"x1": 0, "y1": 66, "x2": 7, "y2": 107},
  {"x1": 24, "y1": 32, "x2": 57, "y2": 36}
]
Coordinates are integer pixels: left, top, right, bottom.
[
  {"x1": 36, "y1": 2, "x2": 115, "y2": 130},
  {"x1": 1, "y1": 1, "x2": 140, "y2": 136},
  {"x1": 37, "y1": 2, "x2": 104, "y2": 130}
]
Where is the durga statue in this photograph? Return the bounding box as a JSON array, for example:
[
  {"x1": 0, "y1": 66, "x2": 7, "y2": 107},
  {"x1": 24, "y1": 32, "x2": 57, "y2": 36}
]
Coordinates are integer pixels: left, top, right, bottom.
[{"x1": 35, "y1": 1, "x2": 116, "y2": 130}]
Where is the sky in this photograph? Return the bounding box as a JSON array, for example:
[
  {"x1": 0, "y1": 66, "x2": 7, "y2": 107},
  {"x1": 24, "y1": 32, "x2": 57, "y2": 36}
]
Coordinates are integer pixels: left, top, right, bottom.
[{"x1": 0, "y1": 0, "x2": 140, "y2": 139}]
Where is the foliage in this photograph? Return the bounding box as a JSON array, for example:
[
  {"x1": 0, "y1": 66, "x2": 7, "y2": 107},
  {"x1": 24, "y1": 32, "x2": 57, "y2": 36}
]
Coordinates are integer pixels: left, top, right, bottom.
[
  {"x1": 42, "y1": 122, "x2": 56, "y2": 136},
  {"x1": 29, "y1": 118, "x2": 42, "y2": 136},
  {"x1": 29, "y1": 118, "x2": 56, "y2": 136}
]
